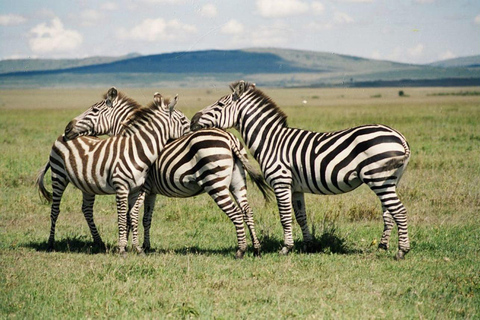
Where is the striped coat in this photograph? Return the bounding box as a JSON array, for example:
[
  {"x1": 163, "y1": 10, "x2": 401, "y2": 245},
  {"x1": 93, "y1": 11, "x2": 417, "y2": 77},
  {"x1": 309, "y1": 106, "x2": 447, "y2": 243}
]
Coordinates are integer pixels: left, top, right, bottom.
[
  {"x1": 36, "y1": 89, "x2": 189, "y2": 254},
  {"x1": 190, "y1": 81, "x2": 411, "y2": 259},
  {"x1": 50, "y1": 90, "x2": 272, "y2": 258}
]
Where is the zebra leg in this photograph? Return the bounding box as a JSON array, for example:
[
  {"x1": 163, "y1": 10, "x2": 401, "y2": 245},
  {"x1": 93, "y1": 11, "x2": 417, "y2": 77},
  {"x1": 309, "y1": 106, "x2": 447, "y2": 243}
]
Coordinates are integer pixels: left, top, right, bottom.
[
  {"x1": 274, "y1": 186, "x2": 295, "y2": 255},
  {"x1": 240, "y1": 203, "x2": 261, "y2": 257},
  {"x1": 207, "y1": 188, "x2": 248, "y2": 259},
  {"x1": 81, "y1": 193, "x2": 105, "y2": 251},
  {"x1": 230, "y1": 189, "x2": 261, "y2": 257},
  {"x1": 126, "y1": 192, "x2": 139, "y2": 245},
  {"x1": 142, "y1": 193, "x2": 157, "y2": 252},
  {"x1": 378, "y1": 207, "x2": 394, "y2": 251},
  {"x1": 128, "y1": 191, "x2": 145, "y2": 254},
  {"x1": 292, "y1": 192, "x2": 313, "y2": 252},
  {"x1": 229, "y1": 165, "x2": 261, "y2": 257},
  {"x1": 47, "y1": 178, "x2": 68, "y2": 251},
  {"x1": 372, "y1": 186, "x2": 410, "y2": 259},
  {"x1": 115, "y1": 191, "x2": 130, "y2": 255}
]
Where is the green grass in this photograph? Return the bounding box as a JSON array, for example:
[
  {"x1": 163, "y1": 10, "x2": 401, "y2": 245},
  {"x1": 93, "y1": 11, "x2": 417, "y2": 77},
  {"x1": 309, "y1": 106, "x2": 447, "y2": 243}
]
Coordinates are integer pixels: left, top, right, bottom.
[{"x1": 1, "y1": 87, "x2": 479, "y2": 318}]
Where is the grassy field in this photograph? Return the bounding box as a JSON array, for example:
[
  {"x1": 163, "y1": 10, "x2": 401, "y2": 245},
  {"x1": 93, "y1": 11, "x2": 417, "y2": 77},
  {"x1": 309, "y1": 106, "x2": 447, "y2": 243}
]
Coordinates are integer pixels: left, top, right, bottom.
[{"x1": 1, "y1": 86, "x2": 479, "y2": 319}]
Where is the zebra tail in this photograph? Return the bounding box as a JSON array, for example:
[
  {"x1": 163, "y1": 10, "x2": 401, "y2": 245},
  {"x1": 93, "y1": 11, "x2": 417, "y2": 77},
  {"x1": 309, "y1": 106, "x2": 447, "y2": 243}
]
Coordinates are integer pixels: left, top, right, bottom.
[
  {"x1": 230, "y1": 140, "x2": 274, "y2": 202},
  {"x1": 35, "y1": 162, "x2": 53, "y2": 204}
]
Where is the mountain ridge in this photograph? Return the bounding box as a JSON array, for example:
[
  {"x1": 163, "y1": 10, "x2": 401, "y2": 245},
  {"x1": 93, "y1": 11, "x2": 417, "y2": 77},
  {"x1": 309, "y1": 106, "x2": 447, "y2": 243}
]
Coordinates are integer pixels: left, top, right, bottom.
[{"x1": 1, "y1": 48, "x2": 478, "y2": 88}]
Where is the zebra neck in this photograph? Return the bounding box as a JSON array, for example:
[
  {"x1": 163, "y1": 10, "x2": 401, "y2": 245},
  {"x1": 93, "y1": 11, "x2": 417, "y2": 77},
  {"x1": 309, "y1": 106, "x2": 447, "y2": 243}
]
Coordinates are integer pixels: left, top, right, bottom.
[
  {"x1": 112, "y1": 109, "x2": 136, "y2": 135},
  {"x1": 127, "y1": 117, "x2": 169, "y2": 166},
  {"x1": 238, "y1": 112, "x2": 286, "y2": 163}
]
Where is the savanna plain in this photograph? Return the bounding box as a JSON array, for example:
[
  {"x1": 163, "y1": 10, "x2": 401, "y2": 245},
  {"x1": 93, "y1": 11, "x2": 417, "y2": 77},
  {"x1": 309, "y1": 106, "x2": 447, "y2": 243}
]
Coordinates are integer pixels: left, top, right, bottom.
[{"x1": 1, "y1": 86, "x2": 479, "y2": 319}]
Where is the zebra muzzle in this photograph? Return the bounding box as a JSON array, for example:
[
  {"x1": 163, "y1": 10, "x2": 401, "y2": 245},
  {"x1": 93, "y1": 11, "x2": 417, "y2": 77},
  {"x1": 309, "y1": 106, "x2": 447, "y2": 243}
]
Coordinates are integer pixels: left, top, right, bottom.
[
  {"x1": 63, "y1": 120, "x2": 79, "y2": 141},
  {"x1": 190, "y1": 122, "x2": 204, "y2": 132}
]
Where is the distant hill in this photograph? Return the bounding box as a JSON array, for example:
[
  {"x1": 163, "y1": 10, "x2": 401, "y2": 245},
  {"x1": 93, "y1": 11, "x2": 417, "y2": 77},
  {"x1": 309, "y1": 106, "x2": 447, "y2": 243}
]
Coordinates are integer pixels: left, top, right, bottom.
[
  {"x1": 1, "y1": 48, "x2": 479, "y2": 88},
  {"x1": 429, "y1": 55, "x2": 480, "y2": 68},
  {"x1": 0, "y1": 53, "x2": 141, "y2": 74}
]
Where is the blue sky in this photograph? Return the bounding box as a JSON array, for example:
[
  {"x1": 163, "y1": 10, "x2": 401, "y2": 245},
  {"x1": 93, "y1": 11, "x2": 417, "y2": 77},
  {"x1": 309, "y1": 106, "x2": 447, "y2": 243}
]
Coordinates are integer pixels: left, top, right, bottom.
[{"x1": 1, "y1": 0, "x2": 479, "y2": 64}]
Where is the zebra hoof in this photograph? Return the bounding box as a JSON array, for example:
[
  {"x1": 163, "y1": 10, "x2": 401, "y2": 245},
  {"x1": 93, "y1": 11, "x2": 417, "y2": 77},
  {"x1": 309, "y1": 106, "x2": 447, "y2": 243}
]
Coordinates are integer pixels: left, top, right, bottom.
[
  {"x1": 118, "y1": 247, "x2": 128, "y2": 258},
  {"x1": 279, "y1": 246, "x2": 290, "y2": 255},
  {"x1": 253, "y1": 247, "x2": 262, "y2": 258},
  {"x1": 142, "y1": 243, "x2": 152, "y2": 253},
  {"x1": 378, "y1": 243, "x2": 388, "y2": 251},
  {"x1": 235, "y1": 249, "x2": 245, "y2": 259},
  {"x1": 394, "y1": 250, "x2": 406, "y2": 260},
  {"x1": 134, "y1": 246, "x2": 145, "y2": 255},
  {"x1": 47, "y1": 240, "x2": 55, "y2": 252},
  {"x1": 93, "y1": 241, "x2": 106, "y2": 253}
]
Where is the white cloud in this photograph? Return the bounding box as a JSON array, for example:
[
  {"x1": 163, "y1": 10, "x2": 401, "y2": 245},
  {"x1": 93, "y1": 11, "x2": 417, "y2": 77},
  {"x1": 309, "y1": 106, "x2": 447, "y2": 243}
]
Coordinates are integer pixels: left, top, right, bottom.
[
  {"x1": 100, "y1": 2, "x2": 118, "y2": 11},
  {"x1": 387, "y1": 47, "x2": 402, "y2": 61},
  {"x1": 415, "y1": 0, "x2": 435, "y2": 3},
  {"x1": 371, "y1": 50, "x2": 381, "y2": 60},
  {"x1": 475, "y1": 15, "x2": 480, "y2": 25},
  {"x1": 200, "y1": 4, "x2": 218, "y2": 18},
  {"x1": 250, "y1": 24, "x2": 291, "y2": 46},
  {"x1": 221, "y1": 20, "x2": 244, "y2": 35},
  {"x1": 226, "y1": 23, "x2": 290, "y2": 47},
  {"x1": 408, "y1": 44, "x2": 424, "y2": 57},
  {"x1": 256, "y1": 0, "x2": 309, "y2": 18},
  {"x1": 305, "y1": 10, "x2": 353, "y2": 31},
  {"x1": 140, "y1": 0, "x2": 186, "y2": 3},
  {"x1": 0, "y1": 14, "x2": 26, "y2": 26},
  {"x1": 305, "y1": 21, "x2": 332, "y2": 31},
  {"x1": 311, "y1": 2, "x2": 325, "y2": 15},
  {"x1": 439, "y1": 50, "x2": 456, "y2": 60},
  {"x1": 29, "y1": 18, "x2": 83, "y2": 54},
  {"x1": 337, "y1": 0, "x2": 374, "y2": 2},
  {"x1": 333, "y1": 12, "x2": 354, "y2": 24},
  {"x1": 80, "y1": 10, "x2": 102, "y2": 27},
  {"x1": 118, "y1": 18, "x2": 197, "y2": 42}
]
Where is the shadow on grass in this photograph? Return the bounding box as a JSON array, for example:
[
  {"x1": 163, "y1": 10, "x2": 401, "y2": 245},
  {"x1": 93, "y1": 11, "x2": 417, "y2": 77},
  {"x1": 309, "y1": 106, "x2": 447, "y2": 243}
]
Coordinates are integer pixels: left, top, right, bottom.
[
  {"x1": 24, "y1": 236, "x2": 112, "y2": 254},
  {"x1": 23, "y1": 227, "x2": 361, "y2": 256},
  {"x1": 259, "y1": 230, "x2": 361, "y2": 255}
]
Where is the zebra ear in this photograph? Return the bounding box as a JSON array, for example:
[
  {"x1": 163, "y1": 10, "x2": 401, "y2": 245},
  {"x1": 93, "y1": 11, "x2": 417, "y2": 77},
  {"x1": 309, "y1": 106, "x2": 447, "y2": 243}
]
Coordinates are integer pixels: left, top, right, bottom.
[
  {"x1": 153, "y1": 92, "x2": 162, "y2": 107},
  {"x1": 231, "y1": 80, "x2": 252, "y2": 101},
  {"x1": 168, "y1": 94, "x2": 178, "y2": 115},
  {"x1": 106, "y1": 87, "x2": 117, "y2": 107}
]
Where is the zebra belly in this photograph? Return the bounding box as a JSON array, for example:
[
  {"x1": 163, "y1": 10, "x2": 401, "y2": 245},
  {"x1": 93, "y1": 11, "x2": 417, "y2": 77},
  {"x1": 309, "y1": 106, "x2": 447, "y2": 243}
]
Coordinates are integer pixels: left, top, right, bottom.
[
  {"x1": 54, "y1": 137, "x2": 146, "y2": 195},
  {"x1": 151, "y1": 179, "x2": 204, "y2": 198},
  {"x1": 291, "y1": 174, "x2": 363, "y2": 195},
  {"x1": 150, "y1": 162, "x2": 205, "y2": 198}
]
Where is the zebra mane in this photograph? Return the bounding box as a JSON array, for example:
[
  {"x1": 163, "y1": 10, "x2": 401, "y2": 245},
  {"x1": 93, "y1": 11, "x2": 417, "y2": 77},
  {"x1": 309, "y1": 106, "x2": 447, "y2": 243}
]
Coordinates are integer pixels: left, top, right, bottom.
[
  {"x1": 102, "y1": 91, "x2": 142, "y2": 111},
  {"x1": 118, "y1": 97, "x2": 173, "y2": 135},
  {"x1": 248, "y1": 86, "x2": 288, "y2": 127}
]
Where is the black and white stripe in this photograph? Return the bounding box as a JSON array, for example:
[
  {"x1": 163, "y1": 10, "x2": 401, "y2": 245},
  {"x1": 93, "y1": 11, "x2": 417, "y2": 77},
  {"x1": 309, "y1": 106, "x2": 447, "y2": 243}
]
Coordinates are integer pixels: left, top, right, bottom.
[
  {"x1": 64, "y1": 92, "x2": 272, "y2": 258},
  {"x1": 190, "y1": 81, "x2": 411, "y2": 259},
  {"x1": 36, "y1": 88, "x2": 189, "y2": 254}
]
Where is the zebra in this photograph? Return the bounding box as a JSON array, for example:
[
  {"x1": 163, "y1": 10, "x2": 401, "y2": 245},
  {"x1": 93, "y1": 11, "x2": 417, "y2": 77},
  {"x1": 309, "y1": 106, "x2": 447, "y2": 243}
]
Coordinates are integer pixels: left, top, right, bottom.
[
  {"x1": 64, "y1": 93, "x2": 272, "y2": 258},
  {"x1": 36, "y1": 88, "x2": 190, "y2": 254},
  {"x1": 190, "y1": 81, "x2": 411, "y2": 260}
]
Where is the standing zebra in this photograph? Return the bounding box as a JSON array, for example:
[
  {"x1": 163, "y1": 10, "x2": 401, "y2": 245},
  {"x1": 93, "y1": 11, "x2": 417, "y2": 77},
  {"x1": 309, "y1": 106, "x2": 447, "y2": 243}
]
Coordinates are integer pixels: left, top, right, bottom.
[
  {"x1": 65, "y1": 93, "x2": 272, "y2": 258},
  {"x1": 36, "y1": 88, "x2": 190, "y2": 254},
  {"x1": 190, "y1": 81, "x2": 411, "y2": 260}
]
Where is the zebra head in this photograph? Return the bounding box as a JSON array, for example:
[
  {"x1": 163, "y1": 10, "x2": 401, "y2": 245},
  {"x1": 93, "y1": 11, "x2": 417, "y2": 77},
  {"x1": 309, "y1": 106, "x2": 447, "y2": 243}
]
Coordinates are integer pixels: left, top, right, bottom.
[
  {"x1": 151, "y1": 92, "x2": 190, "y2": 139},
  {"x1": 64, "y1": 87, "x2": 123, "y2": 140},
  {"x1": 190, "y1": 80, "x2": 255, "y2": 131}
]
